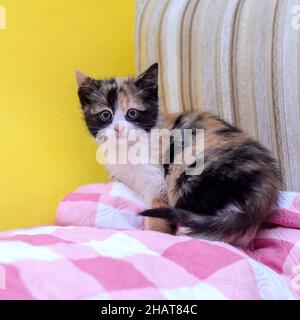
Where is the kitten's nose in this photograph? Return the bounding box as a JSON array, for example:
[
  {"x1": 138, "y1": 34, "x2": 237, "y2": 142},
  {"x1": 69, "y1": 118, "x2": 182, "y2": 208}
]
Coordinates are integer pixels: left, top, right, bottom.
[{"x1": 114, "y1": 126, "x2": 125, "y2": 137}]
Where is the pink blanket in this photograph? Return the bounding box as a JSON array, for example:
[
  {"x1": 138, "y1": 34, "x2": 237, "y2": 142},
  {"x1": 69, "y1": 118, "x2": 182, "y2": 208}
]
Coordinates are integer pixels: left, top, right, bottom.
[{"x1": 0, "y1": 182, "x2": 300, "y2": 300}]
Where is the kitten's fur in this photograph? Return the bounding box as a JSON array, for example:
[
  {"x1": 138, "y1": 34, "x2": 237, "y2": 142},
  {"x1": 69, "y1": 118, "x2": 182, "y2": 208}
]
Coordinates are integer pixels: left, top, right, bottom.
[{"x1": 76, "y1": 63, "x2": 282, "y2": 247}]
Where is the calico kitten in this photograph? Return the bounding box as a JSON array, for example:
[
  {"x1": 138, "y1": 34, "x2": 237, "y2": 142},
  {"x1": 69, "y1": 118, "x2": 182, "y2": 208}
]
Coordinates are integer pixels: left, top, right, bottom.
[{"x1": 76, "y1": 63, "x2": 282, "y2": 247}]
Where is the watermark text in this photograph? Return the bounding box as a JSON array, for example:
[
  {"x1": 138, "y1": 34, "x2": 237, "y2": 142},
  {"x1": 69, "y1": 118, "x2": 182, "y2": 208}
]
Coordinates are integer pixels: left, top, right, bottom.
[{"x1": 96, "y1": 125, "x2": 205, "y2": 176}]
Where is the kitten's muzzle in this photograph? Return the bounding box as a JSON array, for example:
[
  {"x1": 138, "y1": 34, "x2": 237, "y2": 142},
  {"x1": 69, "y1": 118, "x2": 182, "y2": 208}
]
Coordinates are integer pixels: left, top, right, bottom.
[{"x1": 114, "y1": 126, "x2": 125, "y2": 138}]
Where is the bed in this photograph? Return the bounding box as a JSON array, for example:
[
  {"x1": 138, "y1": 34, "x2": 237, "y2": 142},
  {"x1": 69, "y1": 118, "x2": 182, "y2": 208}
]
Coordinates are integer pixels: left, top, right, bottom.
[{"x1": 0, "y1": 182, "x2": 299, "y2": 300}]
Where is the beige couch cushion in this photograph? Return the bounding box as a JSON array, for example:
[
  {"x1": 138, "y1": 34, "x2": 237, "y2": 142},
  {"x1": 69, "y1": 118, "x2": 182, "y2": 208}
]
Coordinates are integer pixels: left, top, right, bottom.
[{"x1": 135, "y1": 0, "x2": 300, "y2": 191}]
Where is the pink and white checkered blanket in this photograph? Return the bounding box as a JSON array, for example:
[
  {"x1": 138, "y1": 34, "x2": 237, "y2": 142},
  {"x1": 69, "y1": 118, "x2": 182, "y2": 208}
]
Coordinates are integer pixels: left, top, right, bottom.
[{"x1": 0, "y1": 182, "x2": 300, "y2": 300}]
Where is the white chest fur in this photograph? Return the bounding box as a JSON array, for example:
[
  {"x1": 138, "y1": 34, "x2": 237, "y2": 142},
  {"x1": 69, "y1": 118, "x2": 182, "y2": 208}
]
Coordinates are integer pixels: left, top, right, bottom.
[{"x1": 106, "y1": 163, "x2": 165, "y2": 207}]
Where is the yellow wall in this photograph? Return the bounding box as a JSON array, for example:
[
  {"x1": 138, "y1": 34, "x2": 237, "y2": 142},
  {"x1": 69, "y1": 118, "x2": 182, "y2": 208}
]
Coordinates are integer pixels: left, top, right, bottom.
[{"x1": 0, "y1": 0, "x2": 135, "y2": 231}]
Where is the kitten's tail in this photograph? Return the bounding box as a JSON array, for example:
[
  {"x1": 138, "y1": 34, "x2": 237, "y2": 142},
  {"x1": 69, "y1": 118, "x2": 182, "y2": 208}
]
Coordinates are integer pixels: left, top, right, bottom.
[{"x1": 139, "y1": 206, "x2": 257, "y2": 246}]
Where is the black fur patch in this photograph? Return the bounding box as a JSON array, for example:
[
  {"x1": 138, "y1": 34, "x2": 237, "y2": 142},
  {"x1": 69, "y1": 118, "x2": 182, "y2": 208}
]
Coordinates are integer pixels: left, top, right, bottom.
[
  {"x1": 215, "y1": 117, "x2": 241, "y2": 136},
  {"x1": 83, "y1": 112, "x2": 113, "y2": 138},
  {"x1": 131, "y1": 64, "x2": 159, "y2": 131},
  {"x1": 126, "y1": 107, "x2": 159, "y2": 132},
  {"x1": 175, "y1": 139, "x2": 279, "y2": 218},
  {"x1": 163, "y1": 130, "x2": 186, "y2": 177},
  {"x1": 78, "y1": 78, "x2": 116, "y2": 137},
  {"x1": 106, "y1": 87, "x2": 118, "y2": 111},
  {"x1": 164, "y1": 114, "x2": 203, "y2": 176}
]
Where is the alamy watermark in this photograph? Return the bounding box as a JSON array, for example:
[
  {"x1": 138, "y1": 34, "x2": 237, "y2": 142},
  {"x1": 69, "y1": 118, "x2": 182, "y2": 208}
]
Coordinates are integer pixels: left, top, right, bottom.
[
  {"x1": 0, "y1": 4, "x2": 6, "y2": 30},
  {"x1": 96, "y1": 125, "x2": 205, "y2": 176}
]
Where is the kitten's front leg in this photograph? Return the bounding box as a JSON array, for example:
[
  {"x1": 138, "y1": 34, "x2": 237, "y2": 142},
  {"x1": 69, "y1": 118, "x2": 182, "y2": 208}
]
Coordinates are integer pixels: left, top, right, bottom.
[{"x1": 144, "y1": 192, "x2": 177, "y2": 234}]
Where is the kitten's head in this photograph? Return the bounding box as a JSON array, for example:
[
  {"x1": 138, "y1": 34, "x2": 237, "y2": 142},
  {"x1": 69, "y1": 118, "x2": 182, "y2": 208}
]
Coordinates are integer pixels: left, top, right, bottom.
[{"x1": 76, "y1": 63, "x2": 159, "y2": 141}]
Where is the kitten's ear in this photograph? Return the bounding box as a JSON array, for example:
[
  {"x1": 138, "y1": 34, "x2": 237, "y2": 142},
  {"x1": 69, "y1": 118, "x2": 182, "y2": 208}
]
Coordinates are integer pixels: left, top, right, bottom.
[
  {"x1": 135, "y1": 63, "x2": 158, "y2": 90},
  {"x1": 76, "y1": 71, "x2": 101, "y2": 107},
  {"x1": 76, "y1": 71, "x2": 89, "y2": 87}
]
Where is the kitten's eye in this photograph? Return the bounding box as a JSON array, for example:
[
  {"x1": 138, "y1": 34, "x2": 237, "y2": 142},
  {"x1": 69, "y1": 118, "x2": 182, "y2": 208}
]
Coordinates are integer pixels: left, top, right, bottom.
[
  {"x1": 127, "y1": 109, "x2": 140, "y2": 120},
  {"x1": 99, "y1": 110, "x2": 112, "y2": 122}
]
